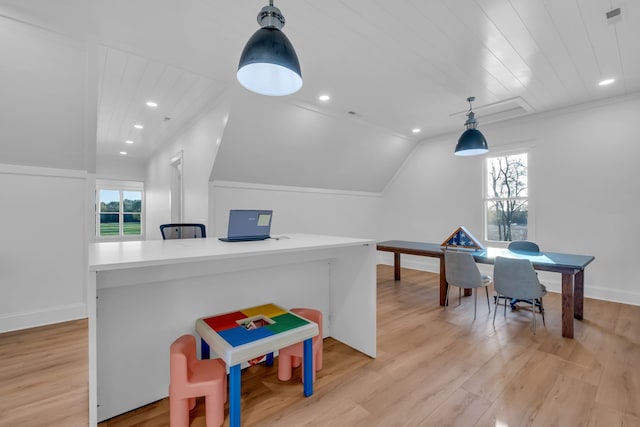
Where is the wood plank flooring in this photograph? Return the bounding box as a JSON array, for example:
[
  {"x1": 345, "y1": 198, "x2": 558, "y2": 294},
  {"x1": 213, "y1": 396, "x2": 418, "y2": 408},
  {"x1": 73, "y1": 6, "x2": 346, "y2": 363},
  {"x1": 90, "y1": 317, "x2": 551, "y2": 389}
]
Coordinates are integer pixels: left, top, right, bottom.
[
  {"x1": 2, "y1": 265, "x2": 639, "y2": 426},
  {"x1": 0, "y1": 319, "x2": 88, "y2": 427}
]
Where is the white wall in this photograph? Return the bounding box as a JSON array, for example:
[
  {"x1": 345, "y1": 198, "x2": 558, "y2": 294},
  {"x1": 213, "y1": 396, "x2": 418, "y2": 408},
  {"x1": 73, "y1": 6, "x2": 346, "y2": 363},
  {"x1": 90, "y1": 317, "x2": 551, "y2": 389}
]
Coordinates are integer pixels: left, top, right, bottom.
[
  {"x1": 96, "y1": 154, "x2": 147, "y2": 182},
  {"x1": 145, "y1": 98, "x2": 230, "y2": 240},
  {"x1": 210, "y1": 181, "x2": 382, "y2": 240},
  {"x1": 0, "y1": 165, "x2": 88, "y2": 332},
  {"x1": 381, "y1": 93, "x2": 640, "y2": 305},
  {"x1": 0, "y1": 15, "x2": 89, "y2": 170},
  {"x1": 0, "y1": 15, "x2": 96, "y2": 332}
]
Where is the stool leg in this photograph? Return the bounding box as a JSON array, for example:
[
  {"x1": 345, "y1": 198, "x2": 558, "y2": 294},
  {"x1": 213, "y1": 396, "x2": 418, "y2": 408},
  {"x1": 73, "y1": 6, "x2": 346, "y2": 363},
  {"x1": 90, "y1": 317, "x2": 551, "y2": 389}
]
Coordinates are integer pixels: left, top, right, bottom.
[
  {"x1": 291, "y1": 355, "x2": 302, "y2": 368},
  {"x1": 169, "y1": 395, "x2": 190, "y2": 427},
  {"x1": 316, "y1": 344, "x2": 323, "y2": 371},
  {"x1": 205, "y1": 391, "x2": 224, "y2": 427},
  {"x1": 278, "y1": 353, "x2": 293, "y2": 381}
]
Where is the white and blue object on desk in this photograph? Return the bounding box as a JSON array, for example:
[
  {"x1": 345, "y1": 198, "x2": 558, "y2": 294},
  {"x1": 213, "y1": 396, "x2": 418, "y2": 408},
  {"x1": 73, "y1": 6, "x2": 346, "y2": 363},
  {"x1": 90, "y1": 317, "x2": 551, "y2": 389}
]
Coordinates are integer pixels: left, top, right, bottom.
[
  {"x1": 441, "y1": 226, "x2": 485, "y2": 251},
  {"x1": 219, "y1": 209, "x2": 273, "y2": 242}
]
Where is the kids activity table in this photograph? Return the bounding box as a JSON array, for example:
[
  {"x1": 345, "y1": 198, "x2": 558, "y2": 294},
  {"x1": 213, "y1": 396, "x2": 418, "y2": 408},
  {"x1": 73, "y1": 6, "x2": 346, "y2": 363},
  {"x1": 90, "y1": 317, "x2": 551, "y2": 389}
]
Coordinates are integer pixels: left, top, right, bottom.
[{"x1": 196, "y1": 303, "x2": 319, "y2": 427}]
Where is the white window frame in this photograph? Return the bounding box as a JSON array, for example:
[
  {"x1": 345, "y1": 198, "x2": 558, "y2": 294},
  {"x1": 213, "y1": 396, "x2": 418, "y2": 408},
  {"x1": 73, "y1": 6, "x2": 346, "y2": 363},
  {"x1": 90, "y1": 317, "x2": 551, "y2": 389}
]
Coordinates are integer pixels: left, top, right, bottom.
[
  {"x1": 96, "y1": 179, "x2": 145, "y2": 241},
  {"x1": 483, "y1": 144, "x2": 534, "y2": 245}
]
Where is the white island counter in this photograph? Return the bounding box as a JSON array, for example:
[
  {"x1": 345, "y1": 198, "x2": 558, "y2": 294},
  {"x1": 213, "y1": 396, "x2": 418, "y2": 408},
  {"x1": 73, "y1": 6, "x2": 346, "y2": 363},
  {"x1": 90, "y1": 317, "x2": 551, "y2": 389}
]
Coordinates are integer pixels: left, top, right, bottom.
[{"x1": 88, "y1": 233, "x2": 376, "y2": 424}]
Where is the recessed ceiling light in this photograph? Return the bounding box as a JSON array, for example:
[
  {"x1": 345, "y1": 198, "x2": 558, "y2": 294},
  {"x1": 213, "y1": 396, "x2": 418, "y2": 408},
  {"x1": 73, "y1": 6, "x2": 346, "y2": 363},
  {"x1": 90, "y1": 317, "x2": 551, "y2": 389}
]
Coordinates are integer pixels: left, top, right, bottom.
[
  {"x1": 146, "y1": 101, "x2": 158, "y2": 108},
  {"x1": 319, "y1": 94, "x2": 330, "y2": 101},
  {"x1": 412, "y1": 128, "x2": 421, "y2": 134},
  {"x1": 134, "y1": 124, "x2": 144, "y2": 129},
  {"x1": 599, "y1": 78, "x2": 615, "y2": 86},
  {"x1": 119, "y1": 151, "x2": 127, "y2": 155},
  {"x1": 125, "y1": 140, "x2": 134, "y2": 144}
]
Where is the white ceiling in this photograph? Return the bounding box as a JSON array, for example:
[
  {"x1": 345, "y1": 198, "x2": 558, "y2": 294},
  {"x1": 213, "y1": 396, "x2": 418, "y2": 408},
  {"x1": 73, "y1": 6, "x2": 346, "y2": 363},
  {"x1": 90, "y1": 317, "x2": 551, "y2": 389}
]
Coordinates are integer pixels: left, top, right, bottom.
[{"x1": 2, "y1": 0, "x2": 639, "y2": 190}]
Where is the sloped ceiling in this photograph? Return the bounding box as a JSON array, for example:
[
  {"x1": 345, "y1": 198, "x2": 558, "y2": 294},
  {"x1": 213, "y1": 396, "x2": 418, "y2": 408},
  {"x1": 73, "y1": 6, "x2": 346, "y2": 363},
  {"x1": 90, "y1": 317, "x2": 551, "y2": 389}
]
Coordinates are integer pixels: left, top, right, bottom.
[
  {"x1": 1, "y1": 0, "x2": 640, "y2": 191},
  {"x1": 212, "y1": 88, "x2": 416, "y2": 192}
]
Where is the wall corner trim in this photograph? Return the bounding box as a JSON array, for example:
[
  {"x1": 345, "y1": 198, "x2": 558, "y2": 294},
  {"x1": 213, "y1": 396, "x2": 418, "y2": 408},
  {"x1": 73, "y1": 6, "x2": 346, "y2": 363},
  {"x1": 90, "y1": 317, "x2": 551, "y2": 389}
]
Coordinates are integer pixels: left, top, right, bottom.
[
  {"x1": 0, "y1": 163, "x2": 88, "y2": 179},
  {"x1": 212, "y1": 180, "x2": 382, "y2": 198}
]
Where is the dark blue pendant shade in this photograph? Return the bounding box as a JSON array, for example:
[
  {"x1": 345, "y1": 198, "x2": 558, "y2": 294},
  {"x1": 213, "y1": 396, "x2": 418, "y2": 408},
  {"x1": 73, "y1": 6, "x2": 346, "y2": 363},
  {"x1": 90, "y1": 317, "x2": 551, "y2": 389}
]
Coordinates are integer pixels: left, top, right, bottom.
[
  {"x1": 455, "y1": 128, "x2": 488, "y2": 156},
  {"x1": 455, "y1": 96, "x2": 488, "y2": 156},
  {"x1": 237, "y1": 27, "x2": 302, "y2": 96}
]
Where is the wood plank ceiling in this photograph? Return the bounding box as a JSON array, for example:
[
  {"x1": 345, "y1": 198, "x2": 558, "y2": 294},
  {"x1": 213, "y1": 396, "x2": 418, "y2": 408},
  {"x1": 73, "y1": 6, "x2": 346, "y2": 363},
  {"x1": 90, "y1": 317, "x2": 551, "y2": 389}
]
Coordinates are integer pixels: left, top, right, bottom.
[{"x1": 1, "y1": 0, "x2": 639, "y2": 189}]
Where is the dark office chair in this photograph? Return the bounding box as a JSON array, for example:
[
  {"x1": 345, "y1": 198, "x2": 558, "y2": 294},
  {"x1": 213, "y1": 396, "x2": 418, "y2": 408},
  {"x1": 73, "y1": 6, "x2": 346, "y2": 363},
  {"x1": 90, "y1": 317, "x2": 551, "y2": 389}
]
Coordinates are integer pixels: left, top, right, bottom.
[
  {"x1": 160, "y1": 223, "x2": 206, "y2": 240},
  {"x1": 493, "y1": 256, "x2": 547, "y2": 334}
]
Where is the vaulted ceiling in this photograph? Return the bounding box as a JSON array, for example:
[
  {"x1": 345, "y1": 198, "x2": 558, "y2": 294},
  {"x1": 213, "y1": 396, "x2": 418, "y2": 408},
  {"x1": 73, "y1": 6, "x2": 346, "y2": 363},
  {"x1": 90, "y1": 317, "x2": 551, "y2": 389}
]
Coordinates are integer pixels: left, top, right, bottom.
[{"x1": 2, "y1": 0, "x2": 639, "y2": 191}]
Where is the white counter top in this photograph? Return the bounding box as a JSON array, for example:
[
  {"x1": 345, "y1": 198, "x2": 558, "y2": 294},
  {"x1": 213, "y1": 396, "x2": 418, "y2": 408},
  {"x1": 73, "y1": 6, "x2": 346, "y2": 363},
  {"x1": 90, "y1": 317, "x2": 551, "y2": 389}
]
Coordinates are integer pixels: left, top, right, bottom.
[
  {"x1": 89, "y1": 233, "x2": 375, "y2": 271},
  {"x1": 88, "y1": 232, "x2": 377, "y2": 424}
]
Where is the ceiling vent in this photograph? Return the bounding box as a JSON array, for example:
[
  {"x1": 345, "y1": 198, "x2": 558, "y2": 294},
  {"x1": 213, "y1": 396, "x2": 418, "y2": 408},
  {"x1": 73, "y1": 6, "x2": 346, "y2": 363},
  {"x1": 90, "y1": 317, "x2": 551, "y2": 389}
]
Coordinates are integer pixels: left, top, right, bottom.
[
  {"x1": 606, "y1": 8, "x2": 621, "y2": 21},
  {"x1": 449, "y1": 96, "x2": 533, "y2": 125}
]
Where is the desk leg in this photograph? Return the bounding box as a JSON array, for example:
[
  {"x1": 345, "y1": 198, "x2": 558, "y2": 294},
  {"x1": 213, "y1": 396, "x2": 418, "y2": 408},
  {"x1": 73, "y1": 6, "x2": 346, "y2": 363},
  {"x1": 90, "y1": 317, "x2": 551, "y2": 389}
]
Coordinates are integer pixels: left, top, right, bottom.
[
  {"x1": 200, "y1": 338, "x2": 210, "y2": 359},
  {"x1": 439, "y1": 258, "x2": 447, "y2": 306},
  {"x1": 561, "y1": 273, "x2": 574, "y2": 339},
  {"x1": 303, "y1": 338, "x2": 314, "y2": 397},
  {"x1": 574, "y1": 270, "x2": 584, "y2": 320},
  {"x1": 229, "y1": 364, "x2": 241, "y2": 427},
  {"x1": 394, "y1": 253, "x2": 401, "y2": 280}
]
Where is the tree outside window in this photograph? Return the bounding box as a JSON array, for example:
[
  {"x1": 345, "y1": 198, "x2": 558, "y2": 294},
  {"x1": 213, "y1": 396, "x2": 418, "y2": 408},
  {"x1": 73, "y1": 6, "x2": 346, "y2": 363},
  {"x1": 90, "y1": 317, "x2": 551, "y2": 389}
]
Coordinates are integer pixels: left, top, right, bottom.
[
  {"x1": 97, "y1": 188, "x2": 143, "y2": 238},
  {"x1": 485, "y1": 153, "x2": 528, "y2": 242}
]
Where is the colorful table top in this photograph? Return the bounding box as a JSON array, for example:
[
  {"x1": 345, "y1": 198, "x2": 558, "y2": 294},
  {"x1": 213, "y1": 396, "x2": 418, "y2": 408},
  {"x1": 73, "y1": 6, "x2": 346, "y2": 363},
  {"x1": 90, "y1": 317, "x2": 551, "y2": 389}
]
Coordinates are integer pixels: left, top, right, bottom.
[{"x1": 196, "y1": 303, "x2": 319, "y2": 366}]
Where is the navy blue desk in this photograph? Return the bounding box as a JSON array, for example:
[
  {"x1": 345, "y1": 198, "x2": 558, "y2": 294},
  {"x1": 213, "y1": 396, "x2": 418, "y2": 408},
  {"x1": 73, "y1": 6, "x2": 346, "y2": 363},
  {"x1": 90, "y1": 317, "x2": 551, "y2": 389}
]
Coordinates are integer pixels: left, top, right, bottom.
[{"x1": 377, "y1": 240, "x2": 595, "y2": 338}]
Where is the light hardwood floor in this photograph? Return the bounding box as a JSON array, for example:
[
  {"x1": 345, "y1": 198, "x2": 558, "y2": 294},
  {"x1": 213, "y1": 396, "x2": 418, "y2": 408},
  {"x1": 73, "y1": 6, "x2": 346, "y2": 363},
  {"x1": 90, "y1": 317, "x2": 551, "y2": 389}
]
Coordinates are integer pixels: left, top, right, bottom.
[
  {"x1": 2, "y1": 265, "x2": 639, "y2": 426},
  {"x1": 0, "y1": 318, "x2": 88, "y2": 427}
]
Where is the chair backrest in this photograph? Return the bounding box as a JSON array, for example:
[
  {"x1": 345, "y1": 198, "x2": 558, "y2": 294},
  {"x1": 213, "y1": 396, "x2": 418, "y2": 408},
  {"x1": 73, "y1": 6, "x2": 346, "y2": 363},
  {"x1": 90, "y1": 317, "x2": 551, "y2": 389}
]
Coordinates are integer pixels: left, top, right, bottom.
[
  {"x1": 493, "y1": 256, "x2": 544, "y2": 300},
  {"x1": 291, "y1": 308, "x2": 322, "y2": 344},
  {"x1": 170, "y1": 334, "x2": 197, "y2": 389},
  {"x1": 508, "y1": 240, "x2": 540, "y2": 254},
  {"x1": 160, "y1": 223, "x2": 206, "y2": 240},
  {"x1": 444, "y1": 250, "x2": 483, "y2": 289}
]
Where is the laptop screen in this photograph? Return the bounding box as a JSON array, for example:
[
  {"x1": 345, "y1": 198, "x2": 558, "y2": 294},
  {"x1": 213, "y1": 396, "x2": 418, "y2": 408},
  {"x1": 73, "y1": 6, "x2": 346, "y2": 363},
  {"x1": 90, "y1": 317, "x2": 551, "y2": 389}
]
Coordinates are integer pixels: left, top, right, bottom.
[{"x1": 224, "y1": 209, "x2": 272, "y2": 241}]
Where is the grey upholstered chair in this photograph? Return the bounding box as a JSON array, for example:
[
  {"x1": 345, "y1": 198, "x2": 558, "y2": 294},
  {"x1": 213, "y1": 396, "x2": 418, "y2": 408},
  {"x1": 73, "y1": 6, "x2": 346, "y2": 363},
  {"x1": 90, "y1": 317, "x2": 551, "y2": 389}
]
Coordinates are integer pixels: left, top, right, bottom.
[
  {"x1": 444, "y1": 250, "x2": 492, "y2": 320},
  {"x1": 507, "y1": 240, "x2": 540, "y2": 254},
  {"x1": 501, "y1": 240, "x2": 542, "y2": 310},
  {"x1": 493, "y1": 256, "x2": 547, "y2": 333}
]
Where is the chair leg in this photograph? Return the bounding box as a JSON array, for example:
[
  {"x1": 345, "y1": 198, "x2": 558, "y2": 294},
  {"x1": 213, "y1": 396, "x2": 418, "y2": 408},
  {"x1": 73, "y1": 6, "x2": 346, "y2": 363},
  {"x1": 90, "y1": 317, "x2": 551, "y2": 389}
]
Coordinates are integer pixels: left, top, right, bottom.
[
  {"x1": 484, "y1": 287, "x2": 491, "y2": 313},
  {"x1": 291, "y1": 356, "x2": 302, "y2": 368},
  {"x1": 473, "y1": 288, "x2": 477, "y2": 320},
  {"x1": 204, "y1": 391, "x2": 225, "y2": 427},
  {"x1": 278, "y1": 354, "x2": 293, "y2": 381},
  {"x1": 531, "y1": 299, "x2": 536, "y2": 334},
  {"x1": 445, "y1": 283, "x2": 450, "y2": 308},
  {"x1": 540, "y1": 297, "x2": 546, "y2": 326},
  {"x1": 492, "y1": 297, "x2": 498, "y2": 326},
  {"x1": 315, "y1": 345, "x2": 323, "y2": 371},
  {"x1": 169, "y1": 395, "x2": 190, "y2": 427}
]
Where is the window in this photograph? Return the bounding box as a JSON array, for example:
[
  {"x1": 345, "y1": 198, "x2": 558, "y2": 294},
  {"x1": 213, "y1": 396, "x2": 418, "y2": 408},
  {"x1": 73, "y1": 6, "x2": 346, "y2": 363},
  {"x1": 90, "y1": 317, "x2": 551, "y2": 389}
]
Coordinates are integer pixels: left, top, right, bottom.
[
  {"x1": 484, "y1": 152, "x2": 528, "y2": 242},
  {"x1": 96, "y1": 181, "x2": 144, "y2": 239}
]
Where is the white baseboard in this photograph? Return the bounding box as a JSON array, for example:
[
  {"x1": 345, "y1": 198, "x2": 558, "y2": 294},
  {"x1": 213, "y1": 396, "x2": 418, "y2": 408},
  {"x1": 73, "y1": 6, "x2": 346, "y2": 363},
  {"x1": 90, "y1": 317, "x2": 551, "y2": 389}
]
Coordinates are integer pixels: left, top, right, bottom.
[{"x1": 0, "y1": 303, "x2": 87, "y2": 333}]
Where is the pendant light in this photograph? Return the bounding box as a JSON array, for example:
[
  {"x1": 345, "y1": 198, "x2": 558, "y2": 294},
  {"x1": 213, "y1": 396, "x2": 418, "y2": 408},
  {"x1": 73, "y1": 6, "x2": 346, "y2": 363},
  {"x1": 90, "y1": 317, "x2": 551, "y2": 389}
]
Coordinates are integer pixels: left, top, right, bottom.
[
  {"x1": 454, "y1": 96, "x2": 488, "y2": 156},
  {"x1": 237, "y1": 1, "x2": 302, "y2": 96}
]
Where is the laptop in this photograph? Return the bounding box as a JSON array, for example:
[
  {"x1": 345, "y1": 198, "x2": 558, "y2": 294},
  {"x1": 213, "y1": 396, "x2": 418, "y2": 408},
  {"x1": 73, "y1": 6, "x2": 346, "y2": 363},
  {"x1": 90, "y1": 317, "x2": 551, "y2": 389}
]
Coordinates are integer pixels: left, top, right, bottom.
[{"x1": 219, "y1": 209, "x2": 273, "y2": 242}]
